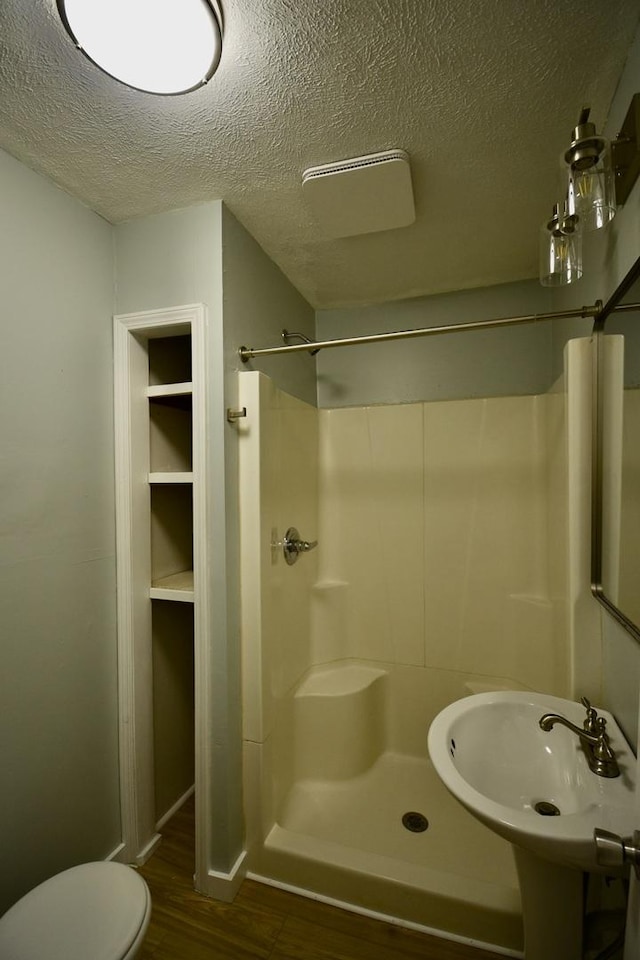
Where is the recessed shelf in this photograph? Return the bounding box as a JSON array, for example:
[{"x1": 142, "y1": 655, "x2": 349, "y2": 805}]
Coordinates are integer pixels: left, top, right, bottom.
[
  {"x1": 149, "y1": 472, "x2": 194, "y2": 484},
  {"x1": 148, "y1": 334, "x2": 192, "y2": 387},
  {"x1": 150, "y1": 484, "x2": 193, "y2": 585},
  {"x1": 150, "y1": 570, "x2": 194, "y2": 603},
  {"x1": 147, "y1": 382, "x2": 193, "y2": 398},
  {"x1": 149, "y1": 394, "x2": 193, "y2": 473}
]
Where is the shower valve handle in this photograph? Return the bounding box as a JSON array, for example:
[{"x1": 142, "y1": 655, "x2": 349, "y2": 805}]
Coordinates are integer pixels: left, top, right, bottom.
[
  {"x1": 283, "y1": 527, "x2": 318, "y2": 565},
  {"x1": 299, "y1": 539, "x2": 318, "y2": 551}
]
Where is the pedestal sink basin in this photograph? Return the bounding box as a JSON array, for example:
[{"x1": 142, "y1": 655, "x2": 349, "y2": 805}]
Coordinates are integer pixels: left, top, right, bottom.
[
  {"x1": 428, "y1": 691, "x2": 636, "y2": 960},
  {"x1": 428, "y1": 690, "x2": 636, "y2": 870}
]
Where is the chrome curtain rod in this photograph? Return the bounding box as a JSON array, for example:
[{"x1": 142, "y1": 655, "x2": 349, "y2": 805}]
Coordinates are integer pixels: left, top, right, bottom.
[{"x1": 239, "y1": 301, "x2": 611, "y2": 362}]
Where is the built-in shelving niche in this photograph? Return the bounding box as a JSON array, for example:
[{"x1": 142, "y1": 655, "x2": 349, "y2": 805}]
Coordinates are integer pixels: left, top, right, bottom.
[
  {"x1": 149, "y1": 393, "x2": 193, "y2": 475},
  {"x1": 147, "y1": 329, "x2": 196, "y2": 827},
  {"x1": 115, "y1": 305, "x2": 207, "y2": 885},
  {"x1": 150, "y1": 483, "x2": 194, "y2": 602}
]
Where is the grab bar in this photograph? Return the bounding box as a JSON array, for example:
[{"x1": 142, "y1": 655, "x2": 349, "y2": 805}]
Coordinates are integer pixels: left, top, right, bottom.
[{"x1": 283, "y1": 527, "x2": 318, "y2": 565}]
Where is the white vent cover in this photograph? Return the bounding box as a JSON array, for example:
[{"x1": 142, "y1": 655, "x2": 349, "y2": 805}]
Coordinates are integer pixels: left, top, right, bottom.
[{"x1": 302, "y1": 150, "x2": 415, "y2": 240}]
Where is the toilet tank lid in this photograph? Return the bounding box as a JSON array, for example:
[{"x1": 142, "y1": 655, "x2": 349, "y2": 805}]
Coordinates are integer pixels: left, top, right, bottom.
[{"x1": 0, "y1": 861, "x2": 150, "y2": 960}]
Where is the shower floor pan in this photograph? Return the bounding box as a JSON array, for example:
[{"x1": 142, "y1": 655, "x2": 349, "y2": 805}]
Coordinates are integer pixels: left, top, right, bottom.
[{"x1": 251, "y1": 751, "x2": 523, "y2": 954}]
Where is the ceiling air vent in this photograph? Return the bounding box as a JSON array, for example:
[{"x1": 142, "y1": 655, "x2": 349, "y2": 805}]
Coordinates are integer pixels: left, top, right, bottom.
[{"x1": 302, "y1": 150, "x2": 415, "y2": 240}]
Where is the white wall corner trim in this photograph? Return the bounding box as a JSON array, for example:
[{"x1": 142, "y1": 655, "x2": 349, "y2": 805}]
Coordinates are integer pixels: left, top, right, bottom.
[{"x1": 201, "y1": 850, "x2": 248, "y2": 903}]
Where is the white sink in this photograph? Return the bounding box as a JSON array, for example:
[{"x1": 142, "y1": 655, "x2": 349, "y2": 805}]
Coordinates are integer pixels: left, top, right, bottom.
[{"x1": 427, "y1": 690, "x2": 636, "y2": 872}]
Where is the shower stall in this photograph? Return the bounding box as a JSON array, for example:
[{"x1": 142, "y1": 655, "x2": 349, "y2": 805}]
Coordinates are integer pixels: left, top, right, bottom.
[{"x1": 238, "y1": 340, "x2": 584, "y2": 955}]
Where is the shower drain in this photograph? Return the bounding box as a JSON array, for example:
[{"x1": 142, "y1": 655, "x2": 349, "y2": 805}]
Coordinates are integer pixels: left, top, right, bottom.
[
  {"x1": 534, "y1": 800, "x2": 561, "y2": 817},
  {"x1": 402, "y1": 811, "x2": 429, "y2": 833}
]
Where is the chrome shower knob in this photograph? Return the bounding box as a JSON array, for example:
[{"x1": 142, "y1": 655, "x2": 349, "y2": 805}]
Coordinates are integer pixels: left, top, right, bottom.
[{"x1": 283, "y1": 527, "x2": 318, "y2": 565}]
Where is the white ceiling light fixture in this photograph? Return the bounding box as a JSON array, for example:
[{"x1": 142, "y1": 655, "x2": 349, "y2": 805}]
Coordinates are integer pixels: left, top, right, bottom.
[{"x1": 57, "y1": 0, "x2": 223, "y2": 95}]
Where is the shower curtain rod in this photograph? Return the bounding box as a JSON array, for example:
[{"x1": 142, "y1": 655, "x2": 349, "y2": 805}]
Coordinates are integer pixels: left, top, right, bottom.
[{"x1": 238, "y1": 300, "x2": 640, "y2": 363}]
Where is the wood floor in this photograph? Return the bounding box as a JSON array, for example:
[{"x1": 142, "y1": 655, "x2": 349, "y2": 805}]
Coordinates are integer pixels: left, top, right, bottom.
[{"x1": 137, "y1": 798, "x2": 509, "y2": 960}]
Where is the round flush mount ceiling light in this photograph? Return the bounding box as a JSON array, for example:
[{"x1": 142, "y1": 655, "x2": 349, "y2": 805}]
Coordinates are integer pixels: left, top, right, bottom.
[{"x1": 57, "y1": 0, "x2": 223, "y2": 95}]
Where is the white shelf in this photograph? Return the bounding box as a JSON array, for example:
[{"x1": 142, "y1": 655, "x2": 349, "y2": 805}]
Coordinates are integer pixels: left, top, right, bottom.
[
  {"x1": 146, "y1": 382, "x2": 193, "y2": 398},
  {"x1": 148, "y1": 472, "x2": 193, "y2": 484},
  {"x1": 150, "y1": 570, "x2": 194, "y2": 603}
]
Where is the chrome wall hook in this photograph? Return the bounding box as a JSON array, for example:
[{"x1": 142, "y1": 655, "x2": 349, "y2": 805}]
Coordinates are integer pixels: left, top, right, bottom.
[{"x1": 226, "y1": 407, "x2": 247, "y2": 423}]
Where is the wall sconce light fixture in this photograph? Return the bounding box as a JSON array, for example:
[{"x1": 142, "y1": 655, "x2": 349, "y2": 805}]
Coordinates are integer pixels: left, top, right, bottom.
[
  {"x1": 57, "y1": 0, "x2": 223, "y2": 95},
  {"x1": 539, "y1": 93, "x2": 640, "y2": 286},
  {"x1": 539, "y1": 202, "x2": 582, "y2": 287},
  {"x1": 563, "y1": 107, "x2": 616, "y2": 232}
]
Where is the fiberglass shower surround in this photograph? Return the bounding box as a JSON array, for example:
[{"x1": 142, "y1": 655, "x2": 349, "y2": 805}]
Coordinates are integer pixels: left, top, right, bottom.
[{"x1": 238, "y1": 363, "x2": 576, "y2": 953}]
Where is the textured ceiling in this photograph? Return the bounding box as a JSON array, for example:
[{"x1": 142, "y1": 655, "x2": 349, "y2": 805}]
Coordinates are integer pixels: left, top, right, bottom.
[{"x1": 0, "y1": 0, "x2": 639, "y2": 308}]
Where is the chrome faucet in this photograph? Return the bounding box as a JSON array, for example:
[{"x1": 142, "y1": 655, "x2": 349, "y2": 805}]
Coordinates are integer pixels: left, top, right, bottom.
[{"x1": 539, "y1": 697, "x2": 620, "y2": 779}]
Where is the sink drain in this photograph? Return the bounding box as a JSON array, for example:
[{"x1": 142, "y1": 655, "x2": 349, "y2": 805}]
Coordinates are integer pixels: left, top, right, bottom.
[
  {"x1": 534, "y1": 801, "x2": 561, "y2": 817},
  {"x1": 402, "y1": 811, "x2": 429, "y2": 833}
]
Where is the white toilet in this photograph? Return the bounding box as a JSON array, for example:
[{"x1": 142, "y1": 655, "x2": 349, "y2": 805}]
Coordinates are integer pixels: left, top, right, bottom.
[{"x1": 0, "y1": 861, "x2": 151, "y2": 960}]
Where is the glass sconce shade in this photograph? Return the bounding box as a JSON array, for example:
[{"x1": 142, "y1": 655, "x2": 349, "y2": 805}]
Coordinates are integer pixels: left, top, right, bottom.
[
  {"x1": 563, "y1": 111, "x2": 616, "y2": 231},
  {"x1": 539, "y1": 204, "x2": 583, "y2": 287},
  {"x1": 57, "y1": 0, "x2": 223, "y2": 95}
]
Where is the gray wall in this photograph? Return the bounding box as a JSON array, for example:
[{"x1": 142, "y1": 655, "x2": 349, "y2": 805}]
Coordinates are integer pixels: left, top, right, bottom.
[
  {"x1": 221, "y1": 205, "x2": 316, "y2": 408},
  {"x1": 0, "y1": 148, "x2": 120, "y2": 913},
  {"x1": 316, "y1": 280, "x2": 554, "y2": 407}
]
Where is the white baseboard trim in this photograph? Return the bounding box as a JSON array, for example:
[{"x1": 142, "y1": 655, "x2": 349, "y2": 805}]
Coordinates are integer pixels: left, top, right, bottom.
[
  {"x1": 135, "y1": 832, "x2": 163, "y2": 866},
  {"x1": 156, "y1": 784, "x2": 195, "y2": 831},
  {"x1": 105, "y1": 842, "x2": 126, "y2": 862},
  {"x1": 245, "y1": 872, "x2": 523, "y2": 960},
  {"x1": 199, "y1": 850, "x2": 248, "y2": 903}
]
